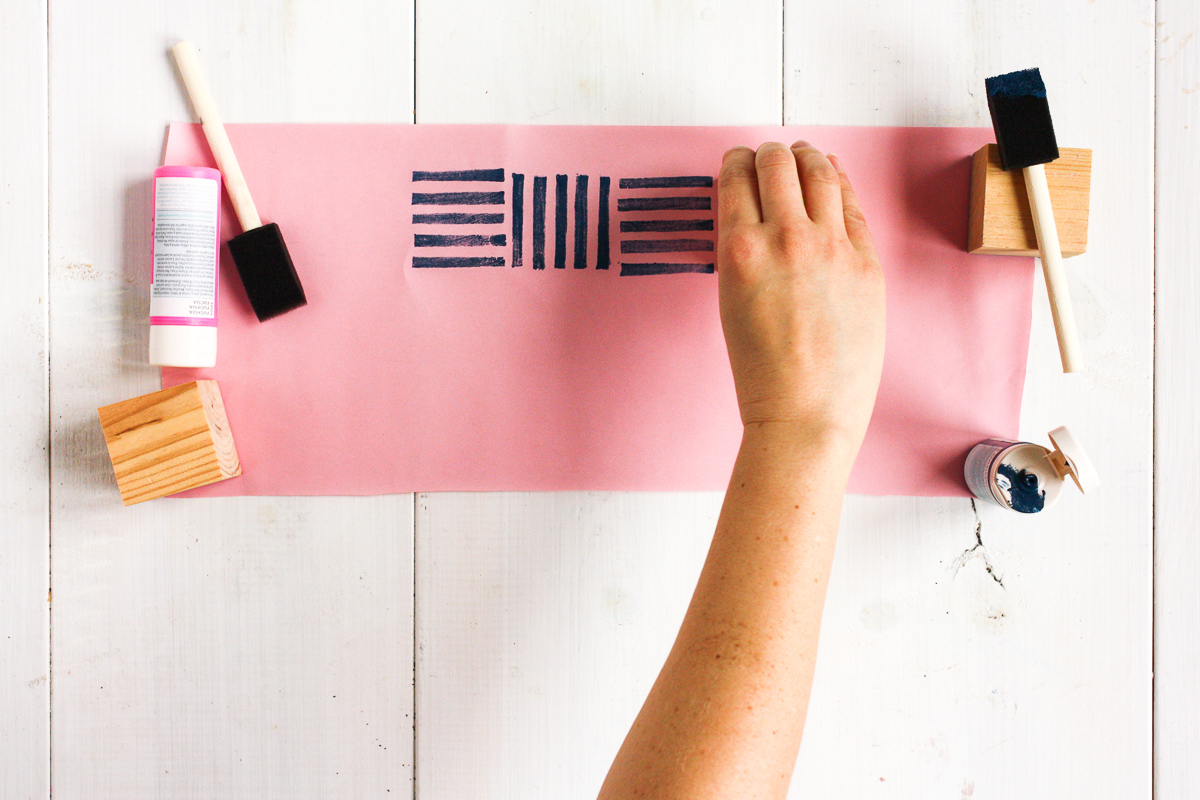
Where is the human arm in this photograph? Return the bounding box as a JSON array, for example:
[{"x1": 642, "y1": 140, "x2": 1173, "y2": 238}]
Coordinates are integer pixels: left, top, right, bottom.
[{"x1": 596, "y1": 141, "x2": 886, "y2": 800}]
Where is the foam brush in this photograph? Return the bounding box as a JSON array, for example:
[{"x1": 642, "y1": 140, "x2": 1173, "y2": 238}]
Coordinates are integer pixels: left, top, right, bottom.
[
  {"x1": 986, "y1": 67, "x2": 1082, "y2": 373},
  {"x1": 171, "y1": 41, "x2": 307, "y2": 322}
]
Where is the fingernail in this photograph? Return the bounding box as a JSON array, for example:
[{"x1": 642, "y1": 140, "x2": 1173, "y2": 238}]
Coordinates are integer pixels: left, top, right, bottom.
[
  {"x1": 791, "y1": 139, "x2": 811, "y2": 149},
  {"x1": 828, "y1": 153, "x2": 845, "y2": 173}
]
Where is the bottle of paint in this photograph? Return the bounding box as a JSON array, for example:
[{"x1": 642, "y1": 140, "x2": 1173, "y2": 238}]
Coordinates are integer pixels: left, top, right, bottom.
[
  {"x1": 149, "y1": 165, "x2": 222, "y2": 367},
  {"x1": 964, "y1": 426, "x2": 1098, "y2": 513}
]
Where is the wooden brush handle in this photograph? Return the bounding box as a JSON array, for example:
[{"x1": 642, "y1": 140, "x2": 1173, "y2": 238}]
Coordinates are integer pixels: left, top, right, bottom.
[
  {"x1": 171, "y1": 41, "x2": 262, "y2": 232},
  {"x1": 1024, "y1": 163, "x2": 1083, "y2": 373}
]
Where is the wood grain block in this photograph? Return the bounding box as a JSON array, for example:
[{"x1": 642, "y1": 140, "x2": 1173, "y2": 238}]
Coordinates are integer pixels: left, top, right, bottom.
[
  {"x1": 968, "y1": 143, "x2": 1092, "y2": 257},
  {"x1": 97, "y1": 380, "x2": 241, "y2": 505}
]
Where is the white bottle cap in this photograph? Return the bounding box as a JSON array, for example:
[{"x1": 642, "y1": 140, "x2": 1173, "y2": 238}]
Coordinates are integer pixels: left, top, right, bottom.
[
  {"x1": 149, "y1": 325, "x2": 217, "y2": 368},
  {"x1": 1046, "y1": 426, "x2": 1100, "y2": 494}
]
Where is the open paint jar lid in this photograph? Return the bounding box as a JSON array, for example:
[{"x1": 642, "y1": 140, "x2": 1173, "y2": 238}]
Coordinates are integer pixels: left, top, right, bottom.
[
  {"x1": 964, "y1": 425, "x2": 1099, "y2": 513},
  {"x1": 1046, "y1": 426, "x2": 1100, "y2": 494}
]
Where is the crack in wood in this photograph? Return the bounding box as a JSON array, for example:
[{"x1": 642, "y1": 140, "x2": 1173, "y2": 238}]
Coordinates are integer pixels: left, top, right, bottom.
[{"x1": 951, "y1": 499, "x2": 1005, "y2": 588}]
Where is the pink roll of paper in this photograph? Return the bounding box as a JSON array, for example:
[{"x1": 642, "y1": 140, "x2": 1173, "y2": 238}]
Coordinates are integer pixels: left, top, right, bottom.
[{"x1": 162, "y1": 123, "x2": 1033, "y2": 497}]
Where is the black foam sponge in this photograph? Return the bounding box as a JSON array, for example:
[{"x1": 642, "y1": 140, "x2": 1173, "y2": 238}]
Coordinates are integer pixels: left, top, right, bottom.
[
  {"x1": 985, "y1": 68, "x2": 1059, "y2": 171},
  {"x1": 227, "y1": 222, "x2": 307, "y2": 321}
]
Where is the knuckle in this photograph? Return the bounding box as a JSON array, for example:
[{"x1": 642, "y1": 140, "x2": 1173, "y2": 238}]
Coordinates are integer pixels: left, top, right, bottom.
[
  {"x1": 843, "y1": 204, "x2": 868, "y2": 229},
  {"x1": 774, "y1": 227, "x2": 808, "y2": 260},
  {"x1": 718, "y1": 161, "x2": 756, "y2": 186},
  {"x1": 719, "y1": 148, "x2": 757, "y2": 183},
  {"x1": 802, "y1": 158, "x2": 841, "y2": 187},
  {"x1": 755, "y1": 143, "x2": 796, "y2": 171},
  {"x1": 718, "y1": 163, "x2": 756, "y2": 189},
  {"x1": 720, "y1": 226, "x2": 765, "y2": 268}
]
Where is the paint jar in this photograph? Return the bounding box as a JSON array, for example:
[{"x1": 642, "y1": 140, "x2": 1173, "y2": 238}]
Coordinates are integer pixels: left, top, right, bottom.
[
  {"x1": 964, "y1": 426, "x2": 1098, "y2": 513},
  {"x1": 149, "y1": 165, "x2": 222, "y2": 367}
]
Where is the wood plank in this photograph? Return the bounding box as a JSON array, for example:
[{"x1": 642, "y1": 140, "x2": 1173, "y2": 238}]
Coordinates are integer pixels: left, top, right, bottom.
[
  {"x1": 785, "y1": 1, "x2": 1153, "y2": 797},
  {"x1": 48, "y1": 2, "x2": 415, "y2": 797},
  {"x1": 1154, "y1": 0, "x2": 1199, "y2": 796},
  {"x1": 414, "y1": 1, "x2": 781, "y2": 797},
  {"x1": 417, "y1": 492, "x2": 723, "y2": 796},
  {"x1": 0, "y1": 0, "x2": 50, "y2": 797},
  {"x1": 415, "y1": 0, "x2": 782, "y2": 124}
]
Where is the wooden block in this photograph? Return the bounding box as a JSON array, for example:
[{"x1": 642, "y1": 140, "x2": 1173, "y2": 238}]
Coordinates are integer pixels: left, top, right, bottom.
[
  {"x1": 97, "y1": 380, "x2": 241, "y2": 505},
  {"x1": 968, "y1": 143, "x2": 1092, "y2": 257}
]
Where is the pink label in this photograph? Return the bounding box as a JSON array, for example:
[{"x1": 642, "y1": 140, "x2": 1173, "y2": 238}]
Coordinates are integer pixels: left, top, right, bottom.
[{"x1": 150, "y1": 316, "x2": 218, "y2": 327}]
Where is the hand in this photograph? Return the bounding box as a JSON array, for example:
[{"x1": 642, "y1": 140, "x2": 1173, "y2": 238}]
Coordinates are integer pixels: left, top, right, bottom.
[{"x1": 717, "y1": 141, "x2": 886, "y2": 449}]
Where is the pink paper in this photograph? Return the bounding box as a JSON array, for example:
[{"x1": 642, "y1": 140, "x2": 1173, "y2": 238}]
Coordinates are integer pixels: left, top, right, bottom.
[{"x1": 161, "y1": 124, "x2": 1032, "y2": 497}]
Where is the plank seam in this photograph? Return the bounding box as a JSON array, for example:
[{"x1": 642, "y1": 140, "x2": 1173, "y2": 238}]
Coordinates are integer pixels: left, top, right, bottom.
[
  {"x1": 43, "y1": 0, "x2": 53, "y2": 795},
  {"x1": 1144, "y1": 60, "x2": 1161, "y2": 781},
  {"x1": 413, "y1": 0, "x2": 419, "y2": 125}
]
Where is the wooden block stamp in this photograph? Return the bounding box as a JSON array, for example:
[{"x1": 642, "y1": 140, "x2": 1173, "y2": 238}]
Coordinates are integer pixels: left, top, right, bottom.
[
  {"x1": 98, "y1": 380, "x2": 241, "y2": 505},
  {"x1": 968, "y1": 143, "x2": 1092, "y2": 257}
]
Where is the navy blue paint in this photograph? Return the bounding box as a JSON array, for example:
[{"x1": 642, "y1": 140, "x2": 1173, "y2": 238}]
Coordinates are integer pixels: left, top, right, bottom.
[
  {"x1": 554, "y1": 174, "x2": 567, "y2": 269},
  {"x1": 412, "y1": 213, "x2": 505, "y2": 225},
  {"x1": 618, "y1": 197, "x2": 711, "y2": 211},
  {"x1": 985, "y1": 67, "x2": 1057, "y2": 170},
  {"x1": 511, "y1": 173, "x2": 524, "y2": 267},
  {"x1": 532, "y1": 176, "x2": 547, "y2": 270},
  {"x1": 619, "y1": 176, "x2": 714, "y2": 189},
  {"x1": 573, "y1": 175, "x2": 589, "y2": 269},
  {"x1": 620, "y1": 219, "x2": 713, "y2": 233},
  {"x1": 413, "y1": 256, "x2": 506, "y2": 268},
  {"x1": 412, "y1": 191, "x2": 505, "y2": 205},
  {"x1": 985, "y1": 68, "x2": 1047, "y2": 98},
  {"x1": 597, "y1": 177, "x2": 611, "y2": 270},
  {"x1": 621, "y1": 238, "x2": 714, "y2": 254},
  {"x1": 995, "y1": 463, "x2": 1046, "y2": 513},
  {"x1": 619, "y1": 262, "x2": 715, "y2": 276},
  {"x1": 414, "y1": 234, "x2": 507, "y2": 247},
  {"x1": 412, "y1": 169, "x2": 506, "y2": 182}
]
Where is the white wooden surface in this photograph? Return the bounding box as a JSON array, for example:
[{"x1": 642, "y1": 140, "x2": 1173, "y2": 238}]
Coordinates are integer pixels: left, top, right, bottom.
[
  {"x1": 785, "y1": 2, "x2": 1154, "y2": 797},
  {"x1": 0, "y1": 0, "x2": 1186, "y2": 797},
  {"x1": 0, "y1": 1, "x2": 50, "y2": 799},
  {"x1": 1155, "y1": 0, "x2": 1200, "y2": 797},
  {"x1": 45, "y1": 2, "x2": 414, "y2": 798}
]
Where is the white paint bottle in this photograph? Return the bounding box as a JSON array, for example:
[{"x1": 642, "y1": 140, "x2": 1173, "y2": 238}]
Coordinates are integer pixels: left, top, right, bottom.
[
  {"x1": 964, "y1": 426, "x2": 1098, "y2": 513},
  {"x1": 149, "y1": 165, "x2": 222, "y2": 367}
]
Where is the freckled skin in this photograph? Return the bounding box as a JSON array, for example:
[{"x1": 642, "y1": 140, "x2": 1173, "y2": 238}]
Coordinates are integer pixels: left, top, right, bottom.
[{"x1": 599, "y1": 142, "x2": 885, "y2": 800}]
